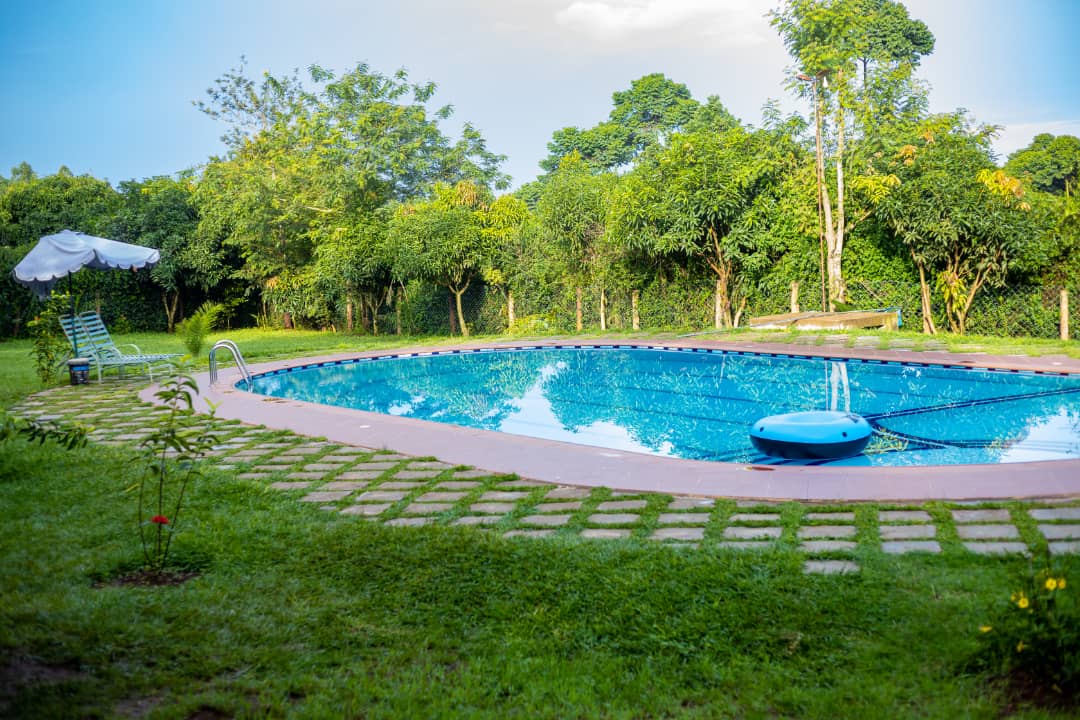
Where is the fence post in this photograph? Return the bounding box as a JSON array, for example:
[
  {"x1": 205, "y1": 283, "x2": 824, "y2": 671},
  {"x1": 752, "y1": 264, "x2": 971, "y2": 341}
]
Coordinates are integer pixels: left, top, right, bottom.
[
  {"x1": 1062, "y1": 288, "x2": 1070, "y2": 341},
  {"x1": 790, "y1": 281, "x2": 800, "y2": 313},
  {"x1": 507, "y1": 290, "x2": 515, "y2": 330},
  {"x1": 631, "y1": 290, "x2": 640, "y2": 331}
]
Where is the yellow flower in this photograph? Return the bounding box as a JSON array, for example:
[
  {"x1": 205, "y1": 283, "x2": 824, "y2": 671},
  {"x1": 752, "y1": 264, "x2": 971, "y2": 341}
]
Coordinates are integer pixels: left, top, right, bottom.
[
  {"x1": 1018, "y1": 596, "x2": 1030, "y2": 609},
  {"x1": 1060, "y1": 577, "x2": 1067, "y2": 589},
  {"x1": 1017, "y1": 641, "x2": 1025, "y2": 653},
  {"x1": 979, "y1": 625, "x2": 993, "y2": 633},
  {"x1": 1046, "y1": 578, "x2": 1058, "y2": 591}
]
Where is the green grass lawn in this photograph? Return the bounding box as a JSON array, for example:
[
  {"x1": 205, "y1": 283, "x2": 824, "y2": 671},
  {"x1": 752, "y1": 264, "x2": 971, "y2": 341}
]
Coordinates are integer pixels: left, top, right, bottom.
[{"x1": 1, "y1": 328, "x2": 1078, "y2": 718}]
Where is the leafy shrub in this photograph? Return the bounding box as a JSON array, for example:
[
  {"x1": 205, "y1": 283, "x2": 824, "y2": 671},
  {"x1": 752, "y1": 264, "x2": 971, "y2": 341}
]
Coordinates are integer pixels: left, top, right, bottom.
[
  {"x1": 26, "y1": 293, "x2": 71, "y2": 384},
  {"x1": 176, "y1": 302, "x2": 222, "y2": 359},
  {"x1": 972, "y1": 557, "x2": 1080, "y2": 699}
]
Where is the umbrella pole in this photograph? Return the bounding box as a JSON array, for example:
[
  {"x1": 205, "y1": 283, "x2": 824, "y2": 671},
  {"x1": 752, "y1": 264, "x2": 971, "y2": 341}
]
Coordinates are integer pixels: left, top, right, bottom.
[{"x1": 69, "y1": 274, "x2": 78, "y2": 359}]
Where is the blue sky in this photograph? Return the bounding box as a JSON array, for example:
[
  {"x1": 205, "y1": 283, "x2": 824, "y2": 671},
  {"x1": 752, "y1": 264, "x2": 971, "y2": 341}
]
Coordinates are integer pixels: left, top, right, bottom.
[{"x1": 2, "y1": 0, "x2": 1078, "y2": 190}]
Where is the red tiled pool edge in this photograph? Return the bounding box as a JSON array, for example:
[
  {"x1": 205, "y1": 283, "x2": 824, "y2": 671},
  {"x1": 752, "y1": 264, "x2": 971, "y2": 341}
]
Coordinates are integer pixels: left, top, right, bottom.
[{"x1": 141, "y1": 339, "x2": 1080, "y2": 502}]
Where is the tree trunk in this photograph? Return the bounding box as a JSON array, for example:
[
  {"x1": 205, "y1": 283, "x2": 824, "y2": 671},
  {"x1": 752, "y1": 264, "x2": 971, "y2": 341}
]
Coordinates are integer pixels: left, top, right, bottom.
[
  {"x1": 162, "y1": 291, "x2": 179, "y2": 333},
  {"x1": 575, "y1": 287, "x2": 583, "y2": 332},
  {"x1": 346, "y1": 297, "x2": 354, "y2": 333},
  {"x1": 915, "y1": 260, "x2": 937, "y2": 335},
  {"x1": 507, "y1": 290, "x2": 515, "y2": 330},
  {"x1": 453, "y1": 289, "x2": 469, "y2": 337},
  {"x1": 790, "y1": 281, "x2": 800, "y2": 313},
  {"x1": 448, "y1": 293, "x2": 458, "y2": 335},
  {"x1": 282, "y1": 311, "x2": 293, "y2": 330},
  {"x1": 832, "y1": 68, "x2": 848, "y2": 307},
  {"x1": 632, "y1": 289, "x2": 640, "y2": 331},
  {"x1": 599, "y1": 287, "x2": 607, "y2": 331},
  {"x1": 395, "y1": 286, "x2": 403, "y2": 336}
]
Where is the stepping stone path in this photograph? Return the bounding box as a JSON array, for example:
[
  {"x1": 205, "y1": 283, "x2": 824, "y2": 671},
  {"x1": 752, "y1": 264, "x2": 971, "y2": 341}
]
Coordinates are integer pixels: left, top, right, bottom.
[{"x1": 11, "y1": 380, "x2": 1080, "y2": 576}]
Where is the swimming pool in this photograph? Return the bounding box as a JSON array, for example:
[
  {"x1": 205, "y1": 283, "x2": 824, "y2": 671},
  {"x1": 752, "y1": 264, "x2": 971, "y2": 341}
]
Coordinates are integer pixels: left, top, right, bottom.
[{"x1": 244, "y1": 345, "x2": 1080, "y2": 468}]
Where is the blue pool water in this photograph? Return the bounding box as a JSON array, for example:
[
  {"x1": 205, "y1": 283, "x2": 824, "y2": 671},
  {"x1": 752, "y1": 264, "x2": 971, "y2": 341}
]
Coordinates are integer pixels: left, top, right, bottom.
[{"x1": 245, "y1": 346, "x2": 1080, "y2": 467}]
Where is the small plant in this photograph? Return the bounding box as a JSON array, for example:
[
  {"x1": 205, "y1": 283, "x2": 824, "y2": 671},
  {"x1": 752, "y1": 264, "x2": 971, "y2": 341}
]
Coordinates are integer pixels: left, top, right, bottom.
[
  {"x1": 138, "y1": 363, "x2": 217, "y2": 574},
  {"x1": 1, "y1": 412, "x2": 89, "y2": 450},
  {"x1": 176, "y1": 302, "x2": 223, "y2": 359},
  {"x1": 972, "y1": 556, "x2": 1080, "y2": 700},
  {"x1": 26, "y1": 293, "x2": 71, "y2": 384}
]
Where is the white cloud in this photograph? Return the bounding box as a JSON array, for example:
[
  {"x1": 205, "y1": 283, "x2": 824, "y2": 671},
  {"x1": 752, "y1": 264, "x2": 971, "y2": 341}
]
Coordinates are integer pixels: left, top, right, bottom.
[
  {"x1": 554, "y1": 0, "x2": 773, "y2": 50},
  {"x1": 993, "y1": 119, "x2": 1080, "y2": 161}
]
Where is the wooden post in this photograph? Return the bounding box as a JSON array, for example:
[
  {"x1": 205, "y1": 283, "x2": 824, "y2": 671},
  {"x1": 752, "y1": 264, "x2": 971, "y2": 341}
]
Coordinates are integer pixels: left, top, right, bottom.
[
  {"x1": 599, "y1": 288, "x2": 607, "y2": 331},
  {"x1": 507, "y1": 290, "x2": 515, "y2": 331},
  {"x1": 790, "y1": 281, "x2": 800, "y2": 314},
  {"x1": 1062, "y1": 288, "x2": 1070, "y2": 341},
  {"x1": 575, "y1": 287, "x2": 583, "y2": 332},
  {"x1": 631, "y1": 290, "x2": 640, "y2": 331}
]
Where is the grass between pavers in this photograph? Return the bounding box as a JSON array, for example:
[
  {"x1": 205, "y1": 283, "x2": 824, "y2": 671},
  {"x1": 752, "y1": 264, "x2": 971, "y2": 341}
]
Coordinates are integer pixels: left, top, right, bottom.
[{"x1": 3, "y1": 330, "x2": 1080, "y2": 716}]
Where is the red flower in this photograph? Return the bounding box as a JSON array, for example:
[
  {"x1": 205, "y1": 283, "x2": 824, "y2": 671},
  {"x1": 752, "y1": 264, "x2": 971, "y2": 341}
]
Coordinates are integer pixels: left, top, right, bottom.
[{"x1": 151, "y1": 515, "x2": 169, "y2": 525}]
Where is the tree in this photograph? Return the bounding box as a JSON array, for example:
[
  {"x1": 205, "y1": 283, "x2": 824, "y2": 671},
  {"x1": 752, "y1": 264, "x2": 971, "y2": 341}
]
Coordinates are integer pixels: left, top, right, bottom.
[
  {"x1": 610, "y1": 127, "x2": 799, "y2": 328},
  {"x1": 875, "y1": 118, "x2": 1035, "y2": 334},
  {"x1": 1005, "y1": 134, "x2": 1080, "y2": 196},
  {"x1": 386, "y1": 181, "x2": 502, "y2": 336},
  {"x1": 771, "y1": 0, "x2": 934, "y2": 308}
]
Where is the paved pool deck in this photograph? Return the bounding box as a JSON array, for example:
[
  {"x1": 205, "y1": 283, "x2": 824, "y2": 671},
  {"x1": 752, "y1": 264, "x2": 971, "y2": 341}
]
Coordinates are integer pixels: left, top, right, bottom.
[{"x1": 156, "y1": 338, "x2": 1080, "y2": 503}]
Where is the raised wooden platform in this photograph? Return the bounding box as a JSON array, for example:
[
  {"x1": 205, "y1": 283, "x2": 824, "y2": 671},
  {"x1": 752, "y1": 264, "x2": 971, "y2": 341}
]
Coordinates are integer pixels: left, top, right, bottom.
[{"x1": 749, "y1": 309, "x2": 900, "y2": 331}]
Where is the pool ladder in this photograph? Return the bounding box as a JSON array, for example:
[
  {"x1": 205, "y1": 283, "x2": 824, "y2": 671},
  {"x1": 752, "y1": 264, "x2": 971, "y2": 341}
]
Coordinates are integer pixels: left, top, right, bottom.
[{"x1": 209, "y1": 339, "x2": 252, "y2": 388}]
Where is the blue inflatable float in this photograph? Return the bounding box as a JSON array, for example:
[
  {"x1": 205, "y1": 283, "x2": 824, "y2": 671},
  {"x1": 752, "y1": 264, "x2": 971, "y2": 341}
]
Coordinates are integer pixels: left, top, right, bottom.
[{"x1": 749, "y1": 411, "x2": 872, "y2": 460}]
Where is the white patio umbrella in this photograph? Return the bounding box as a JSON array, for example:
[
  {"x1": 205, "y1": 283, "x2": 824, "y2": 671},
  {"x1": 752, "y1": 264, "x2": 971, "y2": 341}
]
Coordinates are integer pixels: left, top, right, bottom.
[{"x1": 12, "y1": 229, "x2": 160, "y2": 357}]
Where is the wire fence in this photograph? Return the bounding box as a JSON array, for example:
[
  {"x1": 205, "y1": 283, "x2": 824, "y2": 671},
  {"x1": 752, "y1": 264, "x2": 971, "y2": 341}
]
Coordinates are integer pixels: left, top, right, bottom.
[{"x1": 373, "y1": 279, "x2": 1078, "y2": 341}]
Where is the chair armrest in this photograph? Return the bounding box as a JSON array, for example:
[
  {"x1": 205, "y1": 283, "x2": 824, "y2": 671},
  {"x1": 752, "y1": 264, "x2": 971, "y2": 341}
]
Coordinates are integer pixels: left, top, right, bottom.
[{"x1": 117, "y1": 343, "x2": 143, "y2": 355}]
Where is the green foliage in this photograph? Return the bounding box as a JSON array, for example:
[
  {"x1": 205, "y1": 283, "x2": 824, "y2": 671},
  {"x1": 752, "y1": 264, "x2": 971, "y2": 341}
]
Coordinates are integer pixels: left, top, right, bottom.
[
  {"x1": 1005, "y1": 134, "x2": 1080, "y2": 196},
  {"x1": 138, "y1": 364, "x2": 217, "y2": 573},
  {"x1": 972, "y1": 558, "x2": 1080, "y2": 698},
  {"x1": 0, "y1": 411, "x2": 89, "y2": 450},
  {"x1": 26, "y1": 293, "x2": 70, "y2": 384},
  {"x1": 176, "y1": 302, "x2": 223, "y2": 358}
]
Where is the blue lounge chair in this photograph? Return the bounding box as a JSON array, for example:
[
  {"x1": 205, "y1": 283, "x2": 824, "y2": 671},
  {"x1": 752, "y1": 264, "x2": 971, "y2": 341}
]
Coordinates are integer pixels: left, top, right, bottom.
[{"x1": 60, "y1": 311, "x2": 181, "y2": 382}]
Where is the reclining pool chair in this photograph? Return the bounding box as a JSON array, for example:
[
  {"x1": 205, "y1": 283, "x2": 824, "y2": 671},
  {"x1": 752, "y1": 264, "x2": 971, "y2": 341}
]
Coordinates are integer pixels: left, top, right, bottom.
[{"x1": 59, "y1": 311, "x2": 181, "y2": 382}]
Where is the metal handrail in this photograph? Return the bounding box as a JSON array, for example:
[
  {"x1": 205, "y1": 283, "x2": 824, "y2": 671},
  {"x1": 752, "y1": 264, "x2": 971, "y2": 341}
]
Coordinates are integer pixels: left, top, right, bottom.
[{"x1": 209, "y1": 339, "x2": 252, "y2": 388}]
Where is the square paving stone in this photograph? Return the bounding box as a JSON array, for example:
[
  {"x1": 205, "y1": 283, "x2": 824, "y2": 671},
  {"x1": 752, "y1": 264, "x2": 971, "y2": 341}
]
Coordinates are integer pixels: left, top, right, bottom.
[
  {"x1": 300, "y1": 491, "x2": 351, "y2": 503},
  {"x1": 451, "y1": 470, "x2": 494, "y2": 480},
  {"x1": 879, "y1": 510, "x2": 932, "y2": 522},
  {"x1": 498, "y1": 480, "x2": 548, "y2": 488},
  {"x1": 519, "y1": 514, "x2": 571, "y2": 527},
  {"x1": 393, "y1": 470, "x2": 442, "y2": 480},
  {"x1": 723, "y1": 526, "x2": 782, "y2": 540},
  {"x1": 372, "y1": 453, "x2": 413, "y2": 461},
  {"x1": 805, "y1": 512, "x2": 855, "y2": 521},
  {"x1": 534, "y1": 501, "x2": 583, "y2": 512},
  {"x1": 257, "y1": 457, "x2": 296, "y2": 465},
  {"x1": 716, "y1": 541, "x2": 773, "y2": 550},
  {"x1": 798, "y1": 525, "x2": 856, "y2": 539},
  {"x1": 237, "y1": 473, "x2": 271, "y2": 480},
  {"x1": 596, "y1": 500, "x2": 647, "y2": 511},
  {"x1": 407, "y1": 461, "x2": 454, "y2": 471},
  {"x1": 804, "y1": 560, "x2": 859, "y2": 575},
  {"x1": 254, "y1": 443, "x2": 295, "y2": 449},
  {"x1": 280, "y1": 446, "x2": 321, "y2": 455},
  {"x1": 581, "y1": 529, "x2": 632, "y2": 539},
  {"x1": 651, "y1": 527, "x2": 705, "y2": 541},
  {"x1": 1039, "y1": 524, "x2": 1080, "y2": 540},
  {"x1": 403, "y1": 503, "x2": 453, "y2": 514},
  {"x1": 231, "y1": 450, "x2": 267, "y2": 458},
  {"x1": 667, "y1": 498, "x2": 715, "y2": 510},
  {"x1": 880, "y1": 524, "x2": 936, "y2": 540},
  {"x1": 321, "y1": 455, "x2": 363, "y2": 463},
  {"x1": 504, "y1": 529, "x2": 555, "y2": 538},
  {"x1": 952, "y1": 509, "x2": 1011, "y2": 523},
  {"x1": 251, "y1": 465, "x2": 289, "y2": 473},
  {"x1": 378, "y1": 482, "x2": 425, "y2": 490},
  {"x1": 269, "y1": 481, "x2": 313, "y2": 490},
  {"x1": 287, "y1": 472, "x2": 327, "y2": 480},
  {"x1": 338, "y1": 470, "x2": 383, "y2": 481},
  {"x1": 545, "y1": 487, "x2": 592, "y2": 500},
  {"x1": 801, "y1": 540, "x2": 857, "y2": 553},
  {"x1": 470, "y1": 503, "x2": 518, "y2": 514},
  {"x1": 735, "y1": 500, "x2": 781, "y2": 508},
  {"x1": 341, "y1": 503, "x2": 391, "y2": 516},
  {"x1": 882, "y1": 541, "x2": 941, "y2": 554},
  {"x1": 956, "y1": 524, "x2": 1019, "y2": 540},
  {"x1": 454, "y1": 515, "x2": 503, "y2": 526},
  {"x1": 436, "y1": 481, "x2": 482, "y2": 490},
  {"x1": 357, "y1": 490, "x2": 409, "y2": 502},
  {"x1": 386, "y1": 517, "x2": 436, "y2": 527},
  {"x1": 729, "y1": 513, "x2": 781, "y2": 523},
  {"x1": 324, "y1": 446, "x2": 368, "y2": 455},
  {"x1": 480, "y1": 491, "x2": 530, "y2": 502},
  {"x1": 320, "y1": 481, "x2": 369, "y2": 491},
  {"x1": 353, "y1": 462, "x2": 402, "y2": 471},
  {"x1": 588, "y1": 513, "x2": 641, "y2": 525},
  {"x1": 657, "y1": 513, "x2": 711, "y2": 525},
  {"x1": 303, "y1": 463, "x2": 345, "y2": 472},
  {"x1": 964, "y1": 542, "x2": 1028, "y2": 555},
  {"x1": 1031, "y1": 508, "x2": 1080, "y2": 521},
  {"x1": 418, "y1": 492, "x2": 467, "y2": 502},
  {"x1": 1049, "y1": 541, "x2": 1080, "y2": 554}
]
